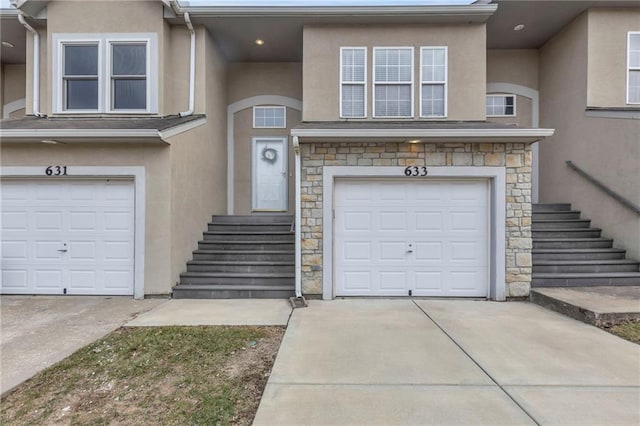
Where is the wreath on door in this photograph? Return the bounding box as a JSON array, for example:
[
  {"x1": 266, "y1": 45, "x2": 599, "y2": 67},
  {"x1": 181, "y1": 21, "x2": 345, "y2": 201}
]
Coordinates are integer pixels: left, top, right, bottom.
[{"x1": 261, "y1": 146, "x2": 279, "y2": 164}]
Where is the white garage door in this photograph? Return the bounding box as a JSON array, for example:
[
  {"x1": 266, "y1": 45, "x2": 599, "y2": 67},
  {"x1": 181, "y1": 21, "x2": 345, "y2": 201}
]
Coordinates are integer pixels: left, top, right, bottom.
[
  {"x1": 1, "y1": 179, "x2": 135, "y2": 295},
  {"x1": 335, "y1": 179, "x2": 489, "y2": 297}
]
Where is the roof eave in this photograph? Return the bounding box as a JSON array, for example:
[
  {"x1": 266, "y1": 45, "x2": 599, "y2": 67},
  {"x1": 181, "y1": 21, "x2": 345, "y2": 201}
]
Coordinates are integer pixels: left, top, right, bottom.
[
  {"x1": 290, "y1": 128, "x2": 556, "y2": 143},
  {"x1": 178, "y1": 4, "x2": 498, "y2": 20}
]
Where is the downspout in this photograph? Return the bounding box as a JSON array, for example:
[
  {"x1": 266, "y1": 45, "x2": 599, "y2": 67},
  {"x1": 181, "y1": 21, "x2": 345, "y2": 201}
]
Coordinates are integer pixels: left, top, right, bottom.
[
  {"x1": 179, "y1": 12, "x2": 195, "y2": 117},
  {"x1": 18, "y1": 12, "x2": 43, "y2": 117},
  {"x1": 293, "y1": 136, "x2": 303, "y2": 299}
]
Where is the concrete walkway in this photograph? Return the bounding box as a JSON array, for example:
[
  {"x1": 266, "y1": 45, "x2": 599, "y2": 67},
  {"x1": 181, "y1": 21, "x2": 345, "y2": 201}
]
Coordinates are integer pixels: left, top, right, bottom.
[
  {"x1": 0, "y1": 296, "x2": 164, "y2": 396},
  {"x1": 254, "y1": 299, "x2": 640, "y2": 426}
]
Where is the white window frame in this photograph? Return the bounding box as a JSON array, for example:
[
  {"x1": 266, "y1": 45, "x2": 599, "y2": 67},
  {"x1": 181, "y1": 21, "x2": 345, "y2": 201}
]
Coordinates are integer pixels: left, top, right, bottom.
[
  {"x1": 53, "y1": 33, "x2": 158, "y2": 114},
  {"x1": 253, "y1": 106, "x2": 287, "y2": 128},
  {"x1": 373, "y1": 46, "x2": 414, "y2": 118},
  {"x1": 339, "y1": 46, "x2": 367, "y2": 118},
  {"x1": 627, "y1": 32, "x2": 640, "y2": 105},
  {"x1": 419, "y1": 46, "x2": 448, "y2": 118},
  {"x1": 486, "y1": 94, "x2": 517, "y2": 117}
]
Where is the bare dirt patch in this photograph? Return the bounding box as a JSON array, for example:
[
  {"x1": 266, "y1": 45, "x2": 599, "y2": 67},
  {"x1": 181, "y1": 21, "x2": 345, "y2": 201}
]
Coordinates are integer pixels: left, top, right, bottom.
[{"x1": 1, "y1": 326, "x2": 284, "y2": 425}]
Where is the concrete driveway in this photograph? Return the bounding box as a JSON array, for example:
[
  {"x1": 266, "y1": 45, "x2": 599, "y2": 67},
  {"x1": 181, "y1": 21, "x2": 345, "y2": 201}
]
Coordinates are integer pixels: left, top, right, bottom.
[
  {"x1": 0, "y1": 296, "x2": 165, "y2": 395},
  {"x1": 254, "y1": 299, "x2": 640, "y2": 425}
]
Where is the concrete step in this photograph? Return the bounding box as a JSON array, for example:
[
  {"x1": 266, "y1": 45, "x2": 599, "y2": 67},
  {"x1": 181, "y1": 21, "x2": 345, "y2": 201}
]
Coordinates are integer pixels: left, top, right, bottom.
[
  {"x1": 186, "y1": 261, "x2": 294, "y2": 273},
  {"x1": 532, "y1": 220, "x2": 591, "y2": 229},
  {"x1": 532, "y1": 272, "x2": 640, "y2": 287},
  {"x1": 532, "y1": 211, "x2": 581, "y2": 220},
  {"x1": 533, "y1": 260, "x2": 640, "y2": 274},
  {"x1": 179, "y1": 272, "x2": 294, "y2": 286},
  {"x1": 173, "y1": 284, "x2": 295, "y2": 299},
  {"x1": 533, "y1": 249, "x2": 627, "y2": 261},
  {"x1": 202, "y1": 231, "x2": 294, "y2": 242},
  {"x1": 533, "y1": 203, "x2": 572, "y2": 212},
  {"x1": 211, "y1": 215, "x2": 293, "y2": 225},
  {"x1": 192, "y1": 250, "x2": 294, "y2": 261},
  {"x1": 208, "y1": 223, "x2": 292, "y2": 232},
  {"x1": 532, "y1": 228, "x2": 602, "y2": 239},
  {"x1": 530, "y1": 286, "x2": 640, "y2": 327},
  {"x1": 197, "y1": 241, "x2": 294, "y2": 251},
  {"x1": 533, "y1": 238, "x2": 613, "y2": 249}
]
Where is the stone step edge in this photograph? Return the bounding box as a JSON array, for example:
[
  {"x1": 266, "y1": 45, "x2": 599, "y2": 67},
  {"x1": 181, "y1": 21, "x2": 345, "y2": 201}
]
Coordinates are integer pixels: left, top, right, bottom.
[
  {"x1": 534, "y1": 260, "x2": 639, "y2": 265},
  {"x1": 173, "y1": 284, "x2": 294, "y2": 290},
  {"x1": 180, "y1": 272, "x2": 295, "y2": 278},
  {"x1": 532, "y1": 272, "x2": 640, "y2": 278},
  {"x1": 187, "y1": 261, "x2": 294, "y2": 265}
]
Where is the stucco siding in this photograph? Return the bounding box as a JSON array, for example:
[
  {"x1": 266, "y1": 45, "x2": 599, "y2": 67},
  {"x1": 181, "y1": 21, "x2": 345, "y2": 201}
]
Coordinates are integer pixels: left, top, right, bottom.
[
  {"x1": 303, "y1": 24, "x2": 486, "y2": 121},
  {"x1": 587, "y1": 8, "x2": 640, "y2": 107},
  {"x1": 227, "y1": 62, "x2": 302, "y2": 105},
  {"x1": 1, "y1": 64, "x2": 26, "y2": 118},
  {"x1": 487, "y1": 49, "x2": 539, "y2": 90},
  {"x1": 539, "y1": 12, "x2": 640, "y2": 259},
  {"x1": 169, "y1": 28, "x2": 228, "y2": 290}
]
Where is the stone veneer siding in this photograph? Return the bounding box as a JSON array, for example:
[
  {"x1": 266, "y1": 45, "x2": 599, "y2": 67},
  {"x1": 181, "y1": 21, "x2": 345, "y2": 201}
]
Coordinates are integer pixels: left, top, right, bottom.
[{"x1": 300, "y1": 141, "x2": 533, "y2": 298}]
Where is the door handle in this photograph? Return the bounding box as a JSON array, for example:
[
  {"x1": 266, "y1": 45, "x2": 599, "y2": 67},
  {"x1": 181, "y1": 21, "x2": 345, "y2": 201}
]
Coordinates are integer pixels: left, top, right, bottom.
[
  {"x1": 406, "y1": 243, "x2": 414, "y2": 253},
  {"x1": 57, "y1": 249, "x2": 68, "y2": 252}
]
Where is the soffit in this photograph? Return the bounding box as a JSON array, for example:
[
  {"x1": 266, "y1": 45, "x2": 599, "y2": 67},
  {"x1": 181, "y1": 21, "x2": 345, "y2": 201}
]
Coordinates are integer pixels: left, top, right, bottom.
[{"x1": 487, "y1": 0, "x2": 640, "y2": 49}]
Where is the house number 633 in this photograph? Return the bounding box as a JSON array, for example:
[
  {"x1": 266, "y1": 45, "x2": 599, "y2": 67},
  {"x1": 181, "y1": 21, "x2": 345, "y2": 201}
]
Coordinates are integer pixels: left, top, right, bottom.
[
  {"x1": 404, "y1": 166, "x2": 428, "y2": 177},
  {"x1": 45, "y1": 166, "x2": 68, "y2": 176}
]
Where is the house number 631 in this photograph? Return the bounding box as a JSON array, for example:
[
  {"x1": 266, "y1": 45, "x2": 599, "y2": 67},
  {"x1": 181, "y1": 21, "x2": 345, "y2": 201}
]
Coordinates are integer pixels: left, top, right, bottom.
[
  {"x1": 45, "y1": 166, "x2": 68, "y2": 176},
  {"x1": 404, "y1": 166, "x2": 428, "y2": 177}
]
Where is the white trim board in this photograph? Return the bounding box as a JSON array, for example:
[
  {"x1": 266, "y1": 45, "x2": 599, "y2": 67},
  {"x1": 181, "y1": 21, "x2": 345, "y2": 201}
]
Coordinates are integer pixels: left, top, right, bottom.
[
  {"x1": 321, "y1": 166, "x2": 506, "y2": 301},
  {"x1": 3, "y1": 98, "x2": 26, "y2": 119},
  {"x1": 226, "y1": 95, "x2": 303, "y2": 215},
  {"x1": 0, "y1": 166, "x2": 146, "y2": 299}
]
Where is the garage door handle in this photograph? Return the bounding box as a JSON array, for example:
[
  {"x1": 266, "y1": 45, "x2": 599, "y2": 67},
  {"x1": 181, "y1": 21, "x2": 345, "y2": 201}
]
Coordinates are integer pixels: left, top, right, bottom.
[{"x1": 57, "y1": 249, "x2": 68, "y2": 253}]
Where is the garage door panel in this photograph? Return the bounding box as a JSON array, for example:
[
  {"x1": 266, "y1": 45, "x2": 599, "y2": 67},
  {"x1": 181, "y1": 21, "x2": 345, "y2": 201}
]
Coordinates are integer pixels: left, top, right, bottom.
[
  {"x1": 379, "y1": 241, "x2": 407, "y2": 261},
  {"x1": 343, "y1": 211, "x2": 372, "y2": 231},
  {"x1": 1, "y1": 179, "x2": 134, "y2": 295},
  {"x1": 414, "y1": 242, "x2": 443, "y2": 261},
  {"x1": 341, "y1": 271, "x2": 372, "y2": 291},
  {"x1": 335, "y1": 179, "x2": 488, "y2": 298},
  {"x1": 379, "y1": 271, "x2": 407, "y2": 290},
  {"x1": 414, "y1": 271, "x2": 443, "y2": 291}
]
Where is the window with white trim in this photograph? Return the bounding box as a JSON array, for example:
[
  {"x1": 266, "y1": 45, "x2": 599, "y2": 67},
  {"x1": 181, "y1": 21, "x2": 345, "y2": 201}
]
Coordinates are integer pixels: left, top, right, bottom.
[
  {"x1": 486, "y1": 94, "x2": 516, "y2": 117},
  {"x1": 340, "y1": 47, "x2": 366, "y2": 118},
  {"x1": 373, "y1": 47, "x2": 413, "y2": 118},
  {"x1": 420, "y1": 47, "x2": 447, "y2": 117},
  {"x1": 54, "y1": 33, "x2": 157, "y2": 114},
  {"x1": 628, "y1": 32, "x2": 640, "y2": 104},
  {"x1": 253, "y1": 106, "x2": 286, "y2": 128}
]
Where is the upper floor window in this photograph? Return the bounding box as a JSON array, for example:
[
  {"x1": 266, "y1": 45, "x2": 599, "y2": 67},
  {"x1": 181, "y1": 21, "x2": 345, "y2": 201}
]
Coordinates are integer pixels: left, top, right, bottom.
[
  {"x1": 420, "y1": 47, "x2": 447, "y2": 118},
  {"x1": 486, "y1": 94, "x2": 516, "y2": 117},
  {"x1": 628, "y1": 32, "x2": 640, "y2": 104},
  {"x1": 53, "y1": 33, "x2": 157, "y2": 114},
  {"x1": 253, "y1": 106, "x2": 286, "y2": 128},
  {"x1": 373, "y1": 47, "x2": 413, "y2": 118},
  {"x1": 340, "y1": 47, "x2": 367, "y2": 118}
]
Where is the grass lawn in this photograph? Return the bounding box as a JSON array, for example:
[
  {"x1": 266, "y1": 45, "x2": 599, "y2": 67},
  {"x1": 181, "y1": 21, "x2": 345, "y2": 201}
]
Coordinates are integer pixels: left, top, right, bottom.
[
  {"x1": 1, "y1": 326, "x2": 284, "y2": 425},
  {"x1": 606, "y1": 322, "x2": 640, "y2": 344}
]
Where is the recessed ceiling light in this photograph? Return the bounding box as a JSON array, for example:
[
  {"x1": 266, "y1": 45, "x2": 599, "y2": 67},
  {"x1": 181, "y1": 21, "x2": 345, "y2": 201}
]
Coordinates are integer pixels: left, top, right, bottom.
[
  {"x1": 1, "y1": 41, "x2": 14, "y2": 48},
  {"x1": 407, "y1": 139, "x2": 421, "y2": 144},
  {"x1": 255, "y1": 39, "x2": 265, "y2": 46},
  {"x1": 41, "y1": 139, "x2": 60, "y2": 144},
  {"x1": 513, "y1": 24, "x2": 525, "y2": 31}
]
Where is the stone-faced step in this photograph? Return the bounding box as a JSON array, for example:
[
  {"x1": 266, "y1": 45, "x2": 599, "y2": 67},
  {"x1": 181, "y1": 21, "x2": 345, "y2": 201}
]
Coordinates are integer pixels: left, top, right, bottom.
[
  {"x1": 211, "y1": 215, "x2": 293, "y2": 225},
  {"x1": 532, "y1": 272, "x2": 640, "y2": 287},
  {"x1": 173, "y1": 284, "x2": 295, "y2": 299},
  {"x1": 208, "y1": 223, "x2": 293, "y2": 232},
  {"x1": 192, "y1": 250, "x2": 294, "y2": 262},
  {"x1": 532, "y1": 220, "x2": 591, "y2": 229},
  {"x1": 532, "y1": 228, "x2": 602, "y2": 239},
  {"x1": 533, "y1": 249, "x2": 627, "y2": 261},
  {"x1": 533, "y1": 238, "x2": 614, "y2": 249},
  {"x1": 532, "y1": 211, "x2": 582, "y2": 220},
  {"x1": 202, "y1": 231, "x2": 295, "y2": 242},
  {"x1": 197, "y1": 241, "x2": 295, "y2": 251},
  {"x1": 179, "y1": 272, "x2": 294, "y2": 286},
  {"x1": 533, "y1": 260, "x2": 640, "y2": 274},
  {"x1": 533, "y1": 204, "x2": 572, "y2": 212},
  {"x1": 186, "y1": 261, "x2": 295, "y2": 273}
]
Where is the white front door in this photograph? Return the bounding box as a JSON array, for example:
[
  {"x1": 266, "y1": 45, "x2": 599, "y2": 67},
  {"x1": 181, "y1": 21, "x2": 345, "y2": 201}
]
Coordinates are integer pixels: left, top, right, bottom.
[
  {"x1": 1, "y1": 179, "x2": 135, "y2": 295},
  {"x1": 335, "y1": 179, "x2": 489, "y2": 297},
  {"x1": 252, "y1": 137, "x2": 288, "y2": 211}
]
